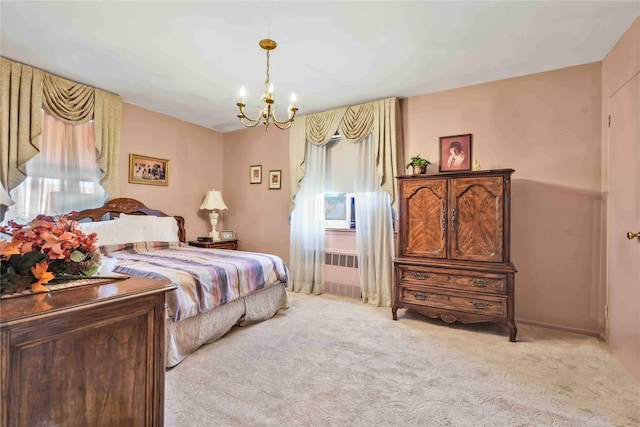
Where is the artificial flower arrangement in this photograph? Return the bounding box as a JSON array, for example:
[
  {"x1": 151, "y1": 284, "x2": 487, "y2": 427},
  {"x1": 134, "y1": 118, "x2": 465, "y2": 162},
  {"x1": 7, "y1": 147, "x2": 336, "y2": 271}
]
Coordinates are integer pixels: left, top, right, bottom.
[{"x1": 0, "y1": 213, "x2": 100, "y2": 296}]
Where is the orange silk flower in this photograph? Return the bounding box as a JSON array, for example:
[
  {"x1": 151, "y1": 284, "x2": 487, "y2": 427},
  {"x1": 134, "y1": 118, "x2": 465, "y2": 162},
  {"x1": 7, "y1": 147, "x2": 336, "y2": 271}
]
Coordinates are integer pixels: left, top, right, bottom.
[{"x1": 30, "y1": 261, "x2": 54, "y2": 292}]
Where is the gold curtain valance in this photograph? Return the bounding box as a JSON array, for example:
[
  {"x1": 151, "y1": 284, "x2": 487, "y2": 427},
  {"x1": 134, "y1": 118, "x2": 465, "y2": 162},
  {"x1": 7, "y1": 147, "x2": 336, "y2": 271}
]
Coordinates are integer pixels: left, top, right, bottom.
[
  {"x1": 304, "y1": 102, "x2": 375, "y2": 145},
  {"x1": 43, "y1": 73, "x2": 95, "y2": 124},
  {"x1": 0, "y1": 57, "x2": 122, "y2": 218},
  {"x1": 305, "y1": 107, "x2": 346, "y2": 145},
  {"x1": 289, "y1": 97, "x2": 403, "y2": 214},
  {"x1": 338, "y1": 103, "x2": 374, "y2": 140}
]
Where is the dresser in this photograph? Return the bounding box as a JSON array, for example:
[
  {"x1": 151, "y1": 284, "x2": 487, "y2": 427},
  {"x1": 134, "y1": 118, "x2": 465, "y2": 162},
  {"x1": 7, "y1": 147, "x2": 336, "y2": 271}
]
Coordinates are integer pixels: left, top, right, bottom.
[
  {"x1": 0, "y1": 277, "x2": 177, "y2": 426},
  {"x1": 392, "y1": 169, "x2": 517, "y2": 341}
]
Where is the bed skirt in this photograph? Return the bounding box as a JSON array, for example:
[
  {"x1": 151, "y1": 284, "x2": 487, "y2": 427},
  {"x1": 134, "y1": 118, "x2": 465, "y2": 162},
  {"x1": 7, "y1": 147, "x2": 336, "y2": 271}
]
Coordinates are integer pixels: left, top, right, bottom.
[{"x1": 165, "y1": 281, "x2": 289, "y2": 368}]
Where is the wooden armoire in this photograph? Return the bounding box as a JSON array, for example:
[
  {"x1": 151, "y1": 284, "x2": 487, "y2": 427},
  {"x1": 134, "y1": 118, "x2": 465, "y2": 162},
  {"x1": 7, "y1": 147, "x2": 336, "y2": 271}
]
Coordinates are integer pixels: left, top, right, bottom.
[{"x1": 392, "y1": 169, "x2": 517, "y2": 341}]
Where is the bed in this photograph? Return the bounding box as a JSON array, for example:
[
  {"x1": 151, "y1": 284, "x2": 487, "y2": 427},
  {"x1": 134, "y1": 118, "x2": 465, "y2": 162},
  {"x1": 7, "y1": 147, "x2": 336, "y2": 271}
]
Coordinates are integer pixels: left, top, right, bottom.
[{"x1": 73, "y1": 198, "x2": 289, "y2": 368}]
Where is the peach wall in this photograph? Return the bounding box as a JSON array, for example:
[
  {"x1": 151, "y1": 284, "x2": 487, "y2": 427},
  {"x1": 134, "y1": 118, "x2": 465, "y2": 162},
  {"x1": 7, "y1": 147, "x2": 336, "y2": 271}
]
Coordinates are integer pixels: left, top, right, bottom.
[
  {"x1": 601, "y1": 17, "x2": 639, "y2": 379},
  {"x1": 402, "y1": 63, "x2": 604, "y2": 334},
  {"x1": 105, "y1": 19, "x2": 637, "y2": 368},
  {"x1": 119, "y1": 103, "x2": 224, "y2": 241},
  {"x1": 221, "y1": 125, "x2": 290, "y2": 263},
  {"x1": 222, "y1": 63, "x2": 604, "y2": 335},
  {"x1": 602, "y1": 16, "x2": 639, "y2": 99},
  {"x1": 111, "y1": 49, "x2": 627, "y2": 341},
  {"x1": 325, "y1": 230, "x2": 358, "y2": 254},
  {"x1": 402, "y1": 63, "x2": 602, "y2": 191}
]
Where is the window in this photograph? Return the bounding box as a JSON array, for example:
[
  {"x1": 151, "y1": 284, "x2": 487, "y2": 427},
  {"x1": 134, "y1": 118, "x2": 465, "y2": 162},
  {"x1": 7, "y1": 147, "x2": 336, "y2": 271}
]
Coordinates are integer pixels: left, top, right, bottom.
[
  {"x1": 3, "y1": 110, "x2": 106, "y2": 223},
  {"x1": 323, "y1": 136, "x2": 358, "y2": 229},
  {"x1": 324, "y1": 193, "x2": 355, "y2": 229}
]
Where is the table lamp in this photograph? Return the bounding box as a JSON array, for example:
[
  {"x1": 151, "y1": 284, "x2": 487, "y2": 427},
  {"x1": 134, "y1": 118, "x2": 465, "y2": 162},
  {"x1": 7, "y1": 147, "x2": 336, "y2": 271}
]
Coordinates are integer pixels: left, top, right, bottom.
[{"x1": 199, "y1": 189, "x2": 228, "y2": 241}]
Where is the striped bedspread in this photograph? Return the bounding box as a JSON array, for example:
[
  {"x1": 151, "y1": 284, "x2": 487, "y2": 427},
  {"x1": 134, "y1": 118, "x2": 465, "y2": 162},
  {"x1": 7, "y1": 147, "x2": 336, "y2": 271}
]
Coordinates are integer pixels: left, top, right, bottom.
[{"x1": 101, "y1": 242, "x2": 289, "y2": 322}]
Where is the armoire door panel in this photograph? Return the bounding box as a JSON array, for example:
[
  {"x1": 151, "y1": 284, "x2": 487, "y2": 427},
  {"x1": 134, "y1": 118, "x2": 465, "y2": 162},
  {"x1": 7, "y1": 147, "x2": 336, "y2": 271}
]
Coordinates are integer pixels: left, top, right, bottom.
[
  {"x1": 402, "y1": 179, "x2": 447, "y2": 258},
  {"x1": 451, "y1": 176, "x2": 504, "y2": 262}
]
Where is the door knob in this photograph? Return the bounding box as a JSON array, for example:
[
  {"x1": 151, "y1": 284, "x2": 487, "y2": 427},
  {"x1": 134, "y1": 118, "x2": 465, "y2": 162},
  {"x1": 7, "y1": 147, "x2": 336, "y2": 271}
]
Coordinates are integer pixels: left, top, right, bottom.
[{"x1": 628, "y1": 231, "x2": 640, "y2": 240}]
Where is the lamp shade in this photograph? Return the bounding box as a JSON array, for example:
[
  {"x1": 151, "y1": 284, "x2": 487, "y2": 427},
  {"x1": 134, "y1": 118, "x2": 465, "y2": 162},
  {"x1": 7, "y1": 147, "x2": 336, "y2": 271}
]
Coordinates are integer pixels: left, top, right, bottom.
[{"x1": 199, "y1": 190, "x2": 228, "y2": 211}]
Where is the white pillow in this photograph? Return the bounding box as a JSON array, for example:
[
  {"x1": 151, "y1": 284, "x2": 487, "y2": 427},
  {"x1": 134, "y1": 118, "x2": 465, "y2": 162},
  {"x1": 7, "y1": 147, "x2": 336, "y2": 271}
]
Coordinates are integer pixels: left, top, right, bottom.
[
  {"x1": 78, "y1": 219, "x2": 146, "y2": 246},
  {"x1": 118, "y1": 213, "x2": 179, "y2": 242}
]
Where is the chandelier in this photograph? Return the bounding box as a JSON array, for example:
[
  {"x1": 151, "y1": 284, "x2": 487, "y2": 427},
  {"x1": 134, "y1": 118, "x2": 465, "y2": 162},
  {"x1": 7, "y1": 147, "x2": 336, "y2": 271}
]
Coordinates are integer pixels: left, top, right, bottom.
[{"x1": 236, "y1": 39, "x2": 298, "y2": 131}]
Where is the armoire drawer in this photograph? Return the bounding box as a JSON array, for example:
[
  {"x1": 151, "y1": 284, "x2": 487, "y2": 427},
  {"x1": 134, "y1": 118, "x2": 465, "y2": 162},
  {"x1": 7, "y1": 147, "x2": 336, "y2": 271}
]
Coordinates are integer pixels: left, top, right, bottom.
[
  {"x1": 397, "y1": 265, "x2": 507, "y2": 295},
  {"x1": 398, "y1": 285, "x2": 507, "y2": 318}
]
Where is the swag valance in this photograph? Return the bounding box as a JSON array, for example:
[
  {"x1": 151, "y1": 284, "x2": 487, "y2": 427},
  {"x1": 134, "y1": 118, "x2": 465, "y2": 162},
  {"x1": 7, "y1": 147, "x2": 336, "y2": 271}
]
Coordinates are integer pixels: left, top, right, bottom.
[
  {"x1": 0, "y1": 57, "x2": 122, "y2": 216},
  {"x1": 289, "y1": 97, "x2": 403, "y2": 213}
]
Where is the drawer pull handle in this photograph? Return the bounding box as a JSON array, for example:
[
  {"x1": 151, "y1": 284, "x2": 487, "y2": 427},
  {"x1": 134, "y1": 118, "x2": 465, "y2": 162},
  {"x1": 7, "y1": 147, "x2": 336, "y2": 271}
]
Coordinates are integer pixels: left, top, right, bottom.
[
  {"x1": 411, "y1": 272, "x2": 430, "y2": 280},
  {"x1": 470, "y1": 278, "x2": 494, "y2": 287},
  {"x1": 471, "y1": 300, "x2": 492, "y2": 309},
  {"x1": 408, "y1": 291, "x2": 429, "y2": 300}
]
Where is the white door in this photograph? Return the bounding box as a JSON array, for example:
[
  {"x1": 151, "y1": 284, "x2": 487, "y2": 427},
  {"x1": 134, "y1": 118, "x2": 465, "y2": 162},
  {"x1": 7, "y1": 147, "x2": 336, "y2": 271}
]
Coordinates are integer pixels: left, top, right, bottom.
[{"x1": 607, "y1": 72, "x2": 640, "y2": 379}]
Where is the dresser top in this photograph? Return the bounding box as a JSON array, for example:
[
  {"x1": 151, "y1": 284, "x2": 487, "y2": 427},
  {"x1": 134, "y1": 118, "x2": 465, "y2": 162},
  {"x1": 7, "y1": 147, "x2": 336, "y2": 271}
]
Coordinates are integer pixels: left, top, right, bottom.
[
  {"x1": 398, "y1": 168, "x2": 515, "y2": 180},
  {"x1": 1, "y1": 276, "x2": 176, "y2": 324}
]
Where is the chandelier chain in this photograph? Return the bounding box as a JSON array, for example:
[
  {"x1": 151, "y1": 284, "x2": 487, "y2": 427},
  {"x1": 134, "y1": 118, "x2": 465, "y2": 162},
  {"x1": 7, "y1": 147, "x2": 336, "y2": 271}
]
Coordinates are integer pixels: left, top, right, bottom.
[{"x1": 265, "y1": 49, "x2": 270, "y2": 87}]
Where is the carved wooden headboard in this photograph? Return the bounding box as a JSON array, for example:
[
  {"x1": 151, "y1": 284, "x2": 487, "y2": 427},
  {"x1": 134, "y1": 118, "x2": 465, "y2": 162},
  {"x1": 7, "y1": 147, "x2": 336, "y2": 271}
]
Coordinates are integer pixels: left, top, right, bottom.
[{"x1": 72, "y1": 198, "x2": 187, "y2": 243}]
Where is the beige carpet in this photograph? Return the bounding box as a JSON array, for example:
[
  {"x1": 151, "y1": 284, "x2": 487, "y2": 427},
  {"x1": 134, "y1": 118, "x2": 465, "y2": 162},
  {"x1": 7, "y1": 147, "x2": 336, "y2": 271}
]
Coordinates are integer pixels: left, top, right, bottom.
[{"x1": 165, "y1": 291, "x2": 639, "y2": 426}]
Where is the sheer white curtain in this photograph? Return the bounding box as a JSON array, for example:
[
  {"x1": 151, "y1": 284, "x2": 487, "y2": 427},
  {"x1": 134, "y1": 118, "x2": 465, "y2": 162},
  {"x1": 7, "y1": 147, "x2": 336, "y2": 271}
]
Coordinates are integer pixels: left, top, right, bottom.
[
  {"x1": 288, "y1": 99, "x2": 402, "y2": 301},
  {"x1": 289, "y1": 142, "x2": 327, "y2": 294},
  {"x1": 355, "y1": 132, "x2": 395, "y2": 307},
  {"x1": 5, "y1": 110, "x2": 106, "y2": 222}
]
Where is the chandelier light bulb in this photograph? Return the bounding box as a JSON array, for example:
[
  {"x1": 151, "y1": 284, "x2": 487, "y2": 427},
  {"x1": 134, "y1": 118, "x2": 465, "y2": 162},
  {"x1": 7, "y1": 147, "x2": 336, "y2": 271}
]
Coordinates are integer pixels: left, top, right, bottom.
[{"x1": 239, "y1": 86, "x2": 246, "y2": 103}]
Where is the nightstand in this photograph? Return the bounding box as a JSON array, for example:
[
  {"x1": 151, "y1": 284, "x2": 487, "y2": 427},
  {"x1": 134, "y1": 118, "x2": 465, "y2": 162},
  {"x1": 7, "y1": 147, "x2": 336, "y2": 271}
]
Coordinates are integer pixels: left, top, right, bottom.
[{"x1": 188, "y1": 239, "x2": 238, "y2": 250}]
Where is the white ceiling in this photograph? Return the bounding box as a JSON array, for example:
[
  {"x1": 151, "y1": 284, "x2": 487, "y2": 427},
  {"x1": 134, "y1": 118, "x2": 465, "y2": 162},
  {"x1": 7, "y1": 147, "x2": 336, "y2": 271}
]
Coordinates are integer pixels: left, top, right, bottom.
[{"x1": 1, "y1": 1, "x2": 638, "y2": 133}]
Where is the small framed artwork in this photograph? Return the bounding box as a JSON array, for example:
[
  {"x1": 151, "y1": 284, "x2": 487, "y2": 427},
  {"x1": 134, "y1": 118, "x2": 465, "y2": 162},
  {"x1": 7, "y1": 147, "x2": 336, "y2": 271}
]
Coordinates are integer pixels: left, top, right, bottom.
[
  {"x1": 250, "y1": 165, "x2": 262, "y2": 184},
  {"x1": 221, "y1": 230, "x2": 236, "y2": 240},
  {"x1": 439, "y1": 134, "x2": 472, "y2": 172},
  {"x1": 268, "y1": 170, "x2": 282, "y2": 190},
  {"x1": 129, "y1": 153, "x2": 170, "y2": 186}
]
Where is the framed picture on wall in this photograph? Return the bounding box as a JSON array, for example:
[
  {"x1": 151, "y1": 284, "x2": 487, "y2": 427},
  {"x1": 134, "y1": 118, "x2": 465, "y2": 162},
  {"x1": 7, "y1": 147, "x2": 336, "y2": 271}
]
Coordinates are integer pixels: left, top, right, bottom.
[
  {"x1": 129, "y1": 153, "x2": 170, "y2": 186},
  {"x1": 268, "y1": 170, "x2": 282, "y2": 189},
  {"x1": 250, "y1": 165, "x2": 262, "y2": 184},
  {"x1": 439, "y1": 134, "x2": 472, "y2": 172}
]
